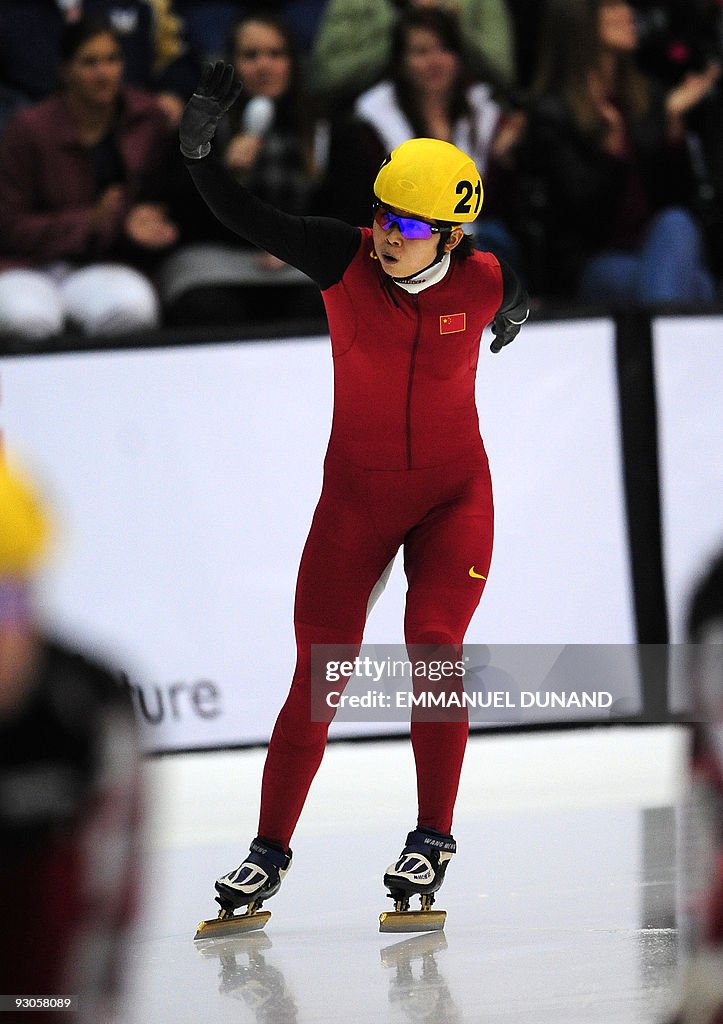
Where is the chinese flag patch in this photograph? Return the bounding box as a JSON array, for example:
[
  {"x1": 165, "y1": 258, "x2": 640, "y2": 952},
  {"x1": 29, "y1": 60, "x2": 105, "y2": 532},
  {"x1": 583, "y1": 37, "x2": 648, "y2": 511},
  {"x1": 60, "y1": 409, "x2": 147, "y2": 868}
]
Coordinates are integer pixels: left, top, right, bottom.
[{"x1": 440, "y1": 313, "x2": 466, "y2": 334}]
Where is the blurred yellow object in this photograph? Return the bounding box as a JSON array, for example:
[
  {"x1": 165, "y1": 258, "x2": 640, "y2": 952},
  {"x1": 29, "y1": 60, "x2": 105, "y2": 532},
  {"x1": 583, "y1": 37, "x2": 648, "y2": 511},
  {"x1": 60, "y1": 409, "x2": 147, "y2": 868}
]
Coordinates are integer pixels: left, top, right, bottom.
[
  {"x1": 0, "y1": 457, "x2": 50, "y2": 576},
  {"x1": 148, "y1": 0, "x2": 186, "y2": 73}
]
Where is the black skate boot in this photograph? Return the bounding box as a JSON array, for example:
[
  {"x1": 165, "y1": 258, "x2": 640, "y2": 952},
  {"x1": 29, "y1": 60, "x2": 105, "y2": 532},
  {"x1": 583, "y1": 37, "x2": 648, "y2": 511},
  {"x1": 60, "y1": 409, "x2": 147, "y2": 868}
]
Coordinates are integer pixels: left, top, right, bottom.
[
  {"x1": 379, "y1": 828, "x2": 456, "y2": 934},
  {"x1": 194, "y1": 838, "x2": 292, "y2": 939},
  {"x1": 215, "y1": 838, "x2": 292, "y2": 911}
]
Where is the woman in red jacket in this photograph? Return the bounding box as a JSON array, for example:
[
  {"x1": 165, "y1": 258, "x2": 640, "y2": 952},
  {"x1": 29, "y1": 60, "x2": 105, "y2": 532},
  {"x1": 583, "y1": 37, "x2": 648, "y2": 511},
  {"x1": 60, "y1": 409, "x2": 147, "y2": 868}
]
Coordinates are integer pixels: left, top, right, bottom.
[
  {"x1": 0, "y1": 17, "x2": 177, "y2": 342},
  {"x1": 180, "y1": 63, "x2": 528, "y2": 925}
]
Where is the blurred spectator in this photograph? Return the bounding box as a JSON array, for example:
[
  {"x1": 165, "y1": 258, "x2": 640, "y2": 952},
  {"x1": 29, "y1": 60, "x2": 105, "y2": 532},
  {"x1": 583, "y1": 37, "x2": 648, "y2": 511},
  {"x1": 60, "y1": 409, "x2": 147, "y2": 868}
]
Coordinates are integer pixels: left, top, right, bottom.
[
  {"x1": 517, "y1": 0, "x2": 718, "y2": 304},
  {"x1": 0, "y1": 454, "x2": 141, "y2": 1024},
  {"x1": 0, "y1": 0, "x2": 199, "y2": 135},
  {"x1": 174, "y1": 0, "x2": 327, "y2": 60},
  {"x1": 160, "y1": 13, "x2": 325, "y2": 325},
  {"x1": 309, "y1": 0, "x2": 516, "y2": 112},
  {"x1": 348, "y1": 7, "x2": 523, "y2": 265},
  {"x1": 0, "y1": 17, "x2": 178, "y2": 343},
  {"x1": 630, "y1": 0, "x2": 723, "y2": 279}
]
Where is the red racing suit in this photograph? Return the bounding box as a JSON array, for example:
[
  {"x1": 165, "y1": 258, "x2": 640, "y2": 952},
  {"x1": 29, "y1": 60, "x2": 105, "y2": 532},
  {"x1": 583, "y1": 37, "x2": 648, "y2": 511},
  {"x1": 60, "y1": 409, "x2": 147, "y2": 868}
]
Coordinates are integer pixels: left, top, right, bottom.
[{"x1": 187, "y1": 157, "x2": 525, "y2": 847}]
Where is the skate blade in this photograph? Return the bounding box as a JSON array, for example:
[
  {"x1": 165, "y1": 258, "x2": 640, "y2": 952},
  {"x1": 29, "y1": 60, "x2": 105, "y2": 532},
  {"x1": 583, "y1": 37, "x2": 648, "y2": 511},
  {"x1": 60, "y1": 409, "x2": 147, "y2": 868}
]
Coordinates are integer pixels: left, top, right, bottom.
[
  {"x1": 194, "y1": 910, "x2": 271, "y2": 940},
  {"x1": 379, "y1": 909, "x2": 446, "y2": 933}
]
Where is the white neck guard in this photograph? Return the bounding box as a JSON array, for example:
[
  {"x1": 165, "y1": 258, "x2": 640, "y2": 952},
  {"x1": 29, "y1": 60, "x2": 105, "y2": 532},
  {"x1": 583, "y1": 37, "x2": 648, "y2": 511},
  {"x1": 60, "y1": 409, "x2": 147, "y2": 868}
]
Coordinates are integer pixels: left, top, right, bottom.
[{"x1": 391, "y1": 252, "x2": 451, "y2": 294}]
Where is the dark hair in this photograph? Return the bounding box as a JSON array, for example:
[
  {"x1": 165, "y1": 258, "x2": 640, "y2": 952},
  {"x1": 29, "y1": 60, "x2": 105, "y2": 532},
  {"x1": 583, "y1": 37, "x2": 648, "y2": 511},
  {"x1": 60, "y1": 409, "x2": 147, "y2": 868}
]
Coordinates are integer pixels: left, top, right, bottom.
[
  {"x1": 452, "y1": 232, "x2": 475, "y2": 259},
  {"x1": 59, "y1": 15, "x2": 121, "y2": 65},
  {"x1": 532, "y1": 0, "x2": 649, "y2": 135},
  {"x1": 391, "y1": 8, "x2": 473, "y2": 142}
]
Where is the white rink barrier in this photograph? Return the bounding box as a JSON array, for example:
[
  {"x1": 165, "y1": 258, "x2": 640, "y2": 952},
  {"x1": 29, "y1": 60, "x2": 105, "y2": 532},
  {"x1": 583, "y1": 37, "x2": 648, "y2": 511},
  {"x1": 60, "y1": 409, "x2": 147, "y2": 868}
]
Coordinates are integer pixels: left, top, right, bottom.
[
  {"x1": 653, "y1": 316, "x2": 723, "y2": 646},
  {"x1": 0, "y1": 320, "x2": 638, "y2": 751}
]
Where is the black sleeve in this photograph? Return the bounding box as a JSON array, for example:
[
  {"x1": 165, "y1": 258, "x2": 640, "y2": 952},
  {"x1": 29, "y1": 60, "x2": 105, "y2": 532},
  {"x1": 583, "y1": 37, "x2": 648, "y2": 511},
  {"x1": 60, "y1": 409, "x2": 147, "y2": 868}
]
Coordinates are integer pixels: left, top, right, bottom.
[
  {"x1": 488, "y1": 256, "x2": 529, "y2": 353},
  {"x1": 497, "y1": 256, "x2": 529, "y2": 319},
  {"x1": 185, "y1": 154, "x2": 361, "y2": 289}
]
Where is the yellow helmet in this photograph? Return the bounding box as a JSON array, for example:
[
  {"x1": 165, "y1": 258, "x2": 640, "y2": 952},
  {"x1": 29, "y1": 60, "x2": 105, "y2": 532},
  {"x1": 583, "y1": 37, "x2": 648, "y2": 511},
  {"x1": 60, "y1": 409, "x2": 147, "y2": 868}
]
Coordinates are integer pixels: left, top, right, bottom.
[
  {"x1": 374, "y1": 138, "x2": 483, "y2": 224},
  {"x1": 0, "y1": 456, "x2": 50, "y2": 577}
]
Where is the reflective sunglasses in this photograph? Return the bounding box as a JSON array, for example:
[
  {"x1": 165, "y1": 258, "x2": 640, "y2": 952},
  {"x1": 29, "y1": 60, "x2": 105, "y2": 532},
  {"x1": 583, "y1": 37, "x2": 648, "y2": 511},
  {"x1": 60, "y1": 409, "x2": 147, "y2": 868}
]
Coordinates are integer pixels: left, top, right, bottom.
[{"x1": 373, "y1": 204, "x2": 442, "y2": 239}]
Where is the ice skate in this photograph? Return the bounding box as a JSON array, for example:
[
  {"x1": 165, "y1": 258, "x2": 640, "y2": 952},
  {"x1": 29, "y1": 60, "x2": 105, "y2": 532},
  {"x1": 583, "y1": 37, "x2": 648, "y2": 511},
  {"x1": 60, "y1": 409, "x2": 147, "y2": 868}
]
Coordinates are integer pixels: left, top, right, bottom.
[
  {"x1": 379, "y1": 827, "x2": 456, "y2": 933},
  {"x1": 194, "y1": 838, "x2": 292, "y2": 940}
]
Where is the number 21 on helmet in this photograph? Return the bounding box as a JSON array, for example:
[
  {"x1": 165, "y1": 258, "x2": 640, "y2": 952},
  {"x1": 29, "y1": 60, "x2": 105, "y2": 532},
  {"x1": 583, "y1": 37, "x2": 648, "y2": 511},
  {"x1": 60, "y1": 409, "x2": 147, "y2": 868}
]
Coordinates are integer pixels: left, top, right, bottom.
[{"x1": 373, "y1": 138, "x2": 484, "y2": 224}]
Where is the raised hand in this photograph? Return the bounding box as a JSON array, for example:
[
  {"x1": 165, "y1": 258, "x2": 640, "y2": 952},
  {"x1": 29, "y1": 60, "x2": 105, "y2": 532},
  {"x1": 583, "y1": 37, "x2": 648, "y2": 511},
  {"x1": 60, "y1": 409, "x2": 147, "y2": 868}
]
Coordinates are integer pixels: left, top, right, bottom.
[
  {"x1": 179, "y1": 62, "x2": 243, "y2": 160},
  {"x1": 666, "y1": 63, "x2": 721, "y2": 122}
]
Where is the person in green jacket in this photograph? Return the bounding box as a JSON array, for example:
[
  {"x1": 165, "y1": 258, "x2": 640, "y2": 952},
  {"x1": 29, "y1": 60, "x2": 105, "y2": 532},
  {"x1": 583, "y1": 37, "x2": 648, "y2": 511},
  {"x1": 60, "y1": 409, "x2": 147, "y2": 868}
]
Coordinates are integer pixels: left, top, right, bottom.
[{"x1": 309, "y1": 0, "x2": 516, "y2": 108}]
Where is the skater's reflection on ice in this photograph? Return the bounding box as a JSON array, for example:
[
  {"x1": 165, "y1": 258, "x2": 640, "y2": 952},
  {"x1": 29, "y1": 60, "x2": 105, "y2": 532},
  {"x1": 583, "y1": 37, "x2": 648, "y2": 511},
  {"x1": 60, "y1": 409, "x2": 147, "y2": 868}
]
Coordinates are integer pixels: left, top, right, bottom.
[
  {"x1": 197, "y1": 933, "x2": 299, "y2": 1022},
  {"x1": 381, "y1": 933, "x2": 462, "y2": 1023}
]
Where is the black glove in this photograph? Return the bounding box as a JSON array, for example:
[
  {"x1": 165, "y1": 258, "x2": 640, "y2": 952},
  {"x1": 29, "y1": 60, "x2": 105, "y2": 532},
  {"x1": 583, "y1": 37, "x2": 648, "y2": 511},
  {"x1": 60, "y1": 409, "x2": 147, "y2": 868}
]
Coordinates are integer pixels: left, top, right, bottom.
[
  {"x1": 179, "y1": 61, "x2": 243, "y2": 160},
  {"x1": 490, "y1": 299, "x2": 529, "y2": 353}
]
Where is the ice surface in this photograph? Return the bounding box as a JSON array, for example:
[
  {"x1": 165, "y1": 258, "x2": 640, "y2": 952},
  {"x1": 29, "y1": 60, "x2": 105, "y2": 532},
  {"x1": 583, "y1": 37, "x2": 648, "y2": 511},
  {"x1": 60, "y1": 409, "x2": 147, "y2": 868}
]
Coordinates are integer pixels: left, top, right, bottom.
[{"x1": 119, "y1": 726, "x2": 685, "y2": 1024}]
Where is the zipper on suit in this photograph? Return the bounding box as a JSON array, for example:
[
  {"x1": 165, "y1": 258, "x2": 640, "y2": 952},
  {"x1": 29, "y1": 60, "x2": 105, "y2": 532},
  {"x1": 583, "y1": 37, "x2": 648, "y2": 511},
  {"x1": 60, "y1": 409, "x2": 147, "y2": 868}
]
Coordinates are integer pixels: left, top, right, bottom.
[{"x1": 405, "y1": 296, "x2": 421, "y2": 469}]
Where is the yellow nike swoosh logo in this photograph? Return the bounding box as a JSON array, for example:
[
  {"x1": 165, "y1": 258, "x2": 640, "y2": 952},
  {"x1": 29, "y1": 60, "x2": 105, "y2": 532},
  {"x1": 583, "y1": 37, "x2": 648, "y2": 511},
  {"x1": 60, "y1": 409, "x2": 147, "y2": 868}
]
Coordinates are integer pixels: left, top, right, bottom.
[{"x1": 469, "y1": 567, "x2": 487, "y2": 579}]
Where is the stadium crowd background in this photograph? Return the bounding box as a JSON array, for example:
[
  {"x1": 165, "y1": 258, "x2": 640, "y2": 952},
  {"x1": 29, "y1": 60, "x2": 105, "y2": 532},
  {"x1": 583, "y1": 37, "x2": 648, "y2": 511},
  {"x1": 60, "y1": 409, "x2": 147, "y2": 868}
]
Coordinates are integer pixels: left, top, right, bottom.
[{"x1": 0, "y1": 0, "x2": 721, "y2": 344}]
